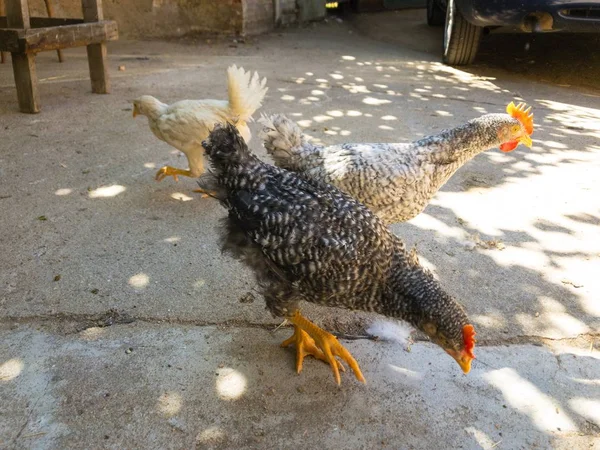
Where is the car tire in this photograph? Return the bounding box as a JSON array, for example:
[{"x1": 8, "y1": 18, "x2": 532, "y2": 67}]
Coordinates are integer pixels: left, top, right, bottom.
[
  {"x1": 442, "y1": 0, "x2": 482, "y2": 65},
  {"x1": 427, "y1": 0, "x2": 445, "y2": 27}
]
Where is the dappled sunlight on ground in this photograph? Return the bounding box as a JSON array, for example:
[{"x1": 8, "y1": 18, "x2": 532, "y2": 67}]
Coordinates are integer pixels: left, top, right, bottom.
[
  {"x1": 539, "y1": 99, "x2": 600, "y2": 139},
  {"x1": 215, "y1": 367, "x2": 248, "y2": 401},
  {"x1": 485, "y1": 367, "x2": 578, "y2": 432},
  {"x1": 88, "y1": 184, "x2": 127, "y2": 199},
  {"x1": 404, "y1": 201, "x2": 598, "y2": 339},
  {"x1": 196, "y1": 426, "x2": 227, "y2": 446},
  {"x1": 79, "y1": 326, "x2": 107, "y2": 341},
  {"x1": 464, "y1": 427, "x2": 499, "y2": 449},
  {"x1": 157, "y1": 391, "x2": 183, "y2": 417},
  {"x1": 192, "y1": 279, "x2": 206, "y2": 290},
  {"x1": 128, "y1": 273, "x2": 150, "y2": 290},
  {"x1": 388, "y1": 365, "x2": 422, "y2": 381},
  {"x1": 0, "y1": 358, "x2": 24, "y2": 382},
  {"x1": 170, "y1": 192, "x2": 194, "y2": 202},
  {"x1": 569, "y1": 398, "x2": 600, "y2": 427}
]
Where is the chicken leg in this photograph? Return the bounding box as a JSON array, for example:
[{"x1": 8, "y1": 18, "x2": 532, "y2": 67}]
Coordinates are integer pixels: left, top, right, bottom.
[
  {"x1": 192, "y1": 187, "x2": 217, "y2": 198},
  {"x1": 155, "y1": 166, "x2": 194, "y2": 182},
  {"x1": 281, "y1": 311, "x2": 365, "y2": 385},
  {"x1": 155, "y1": 166, "x2": 216, "y2": 198}
]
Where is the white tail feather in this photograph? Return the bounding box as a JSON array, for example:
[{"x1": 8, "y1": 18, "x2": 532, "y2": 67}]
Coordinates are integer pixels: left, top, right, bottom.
[{"x1": 227, "y1": 65, "x2": 268, "y2": 122}]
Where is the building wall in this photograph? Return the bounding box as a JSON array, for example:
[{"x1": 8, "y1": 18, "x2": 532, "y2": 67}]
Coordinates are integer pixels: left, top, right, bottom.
[
  {"x1": 297, "y1": 0, "x2": 326, "y2": 23},
  {"x1": 281, "y1": 0, "x2": 299, "y2": 25},
  {"x1": 25, "y1": 0, "x2": 323, "y2": 38},
  {"x1": 244, "y1": 0, "x2": 274, "y2": 35},
  {"x1": 27, "y1": 0, "x2": 243, "y2": 36}
]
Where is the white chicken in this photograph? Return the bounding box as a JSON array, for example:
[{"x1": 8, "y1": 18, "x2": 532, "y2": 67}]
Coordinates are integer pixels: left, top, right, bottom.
[{"x1": 133, "y1": 65, "x2": 268, "y2": 191}]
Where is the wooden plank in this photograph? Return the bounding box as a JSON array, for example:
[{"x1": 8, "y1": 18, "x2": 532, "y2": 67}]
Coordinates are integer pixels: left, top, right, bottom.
[
  {"x1": 86, "y1": 43, "x2": 109, "y2": 93},
  {"x1": 11, "y1": 52, "x2": 40, "y2": 113},
  {"x1": 0, "y1": 21, "x2": 118, "y2": 52},
  {"x1": 25, "y1": 20, "x2": 118, "y2": 52},
  {"x1": 6, "y1": 0, "x2": 29, "y2": 28},
  {"x1": 0, "y1": 17, "x2": 85, "y2": 27}
]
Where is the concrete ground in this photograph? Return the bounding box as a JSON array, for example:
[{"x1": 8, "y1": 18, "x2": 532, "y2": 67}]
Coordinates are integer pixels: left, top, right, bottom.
[{"x1": 1, "y1": 9, "x2": 599, "y2": 450}]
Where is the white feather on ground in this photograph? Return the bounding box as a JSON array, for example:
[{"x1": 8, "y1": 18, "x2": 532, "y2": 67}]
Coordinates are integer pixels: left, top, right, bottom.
[{"x1": 366, "y1": 320, "x2": 413, "y2": 344}]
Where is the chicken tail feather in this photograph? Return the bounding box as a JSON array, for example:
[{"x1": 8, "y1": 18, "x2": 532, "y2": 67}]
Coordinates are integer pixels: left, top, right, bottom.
[
  {"x1": 258, "y1": 114, "x2": 305, "y2": 169},
  {"x1": 227, "y1": 65, "x2": 268, "y2": 122}
]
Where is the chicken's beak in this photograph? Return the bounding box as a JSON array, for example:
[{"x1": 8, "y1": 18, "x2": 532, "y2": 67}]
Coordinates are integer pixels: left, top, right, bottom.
[
  {"x1": 519, "y1": 133, "x2": 533, "y2": 148},
  {"x1": 132, "y1": 104, "x2": 139, "y2": 118},
  {"x1": 446, "y1": 349, "x2": 473, "y2": 374}
]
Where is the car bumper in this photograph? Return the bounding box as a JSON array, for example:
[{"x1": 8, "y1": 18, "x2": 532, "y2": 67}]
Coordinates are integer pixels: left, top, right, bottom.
[{"x1": 456, "y1": 0, "x2": 600, "y2": 32}]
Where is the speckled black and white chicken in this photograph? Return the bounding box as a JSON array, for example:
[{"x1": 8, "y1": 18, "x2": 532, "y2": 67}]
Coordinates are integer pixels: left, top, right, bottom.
[
  {"x1": 259, "y1": 102, "x2": 534, "y2": 224},
  {"x1": 200, "y1": 123, "x2": 477, "y2": 385}
]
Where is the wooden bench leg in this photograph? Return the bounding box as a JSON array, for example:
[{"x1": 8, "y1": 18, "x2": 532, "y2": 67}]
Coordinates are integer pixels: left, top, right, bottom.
[
  {"x1": 86, "y1": 42, "x2": 110, "y2": 94},
  {"x1": 82, "y1": 0, "x2": 110, "y2": 94},
  {"x1": 11, "y1": 52, "x2": 40, "y2": 113}
]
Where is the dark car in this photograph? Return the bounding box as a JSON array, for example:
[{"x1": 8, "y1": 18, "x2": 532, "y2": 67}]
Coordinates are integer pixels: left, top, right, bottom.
[{"x1": 427, "y1": 0, "x2": 600, "y2": 65}]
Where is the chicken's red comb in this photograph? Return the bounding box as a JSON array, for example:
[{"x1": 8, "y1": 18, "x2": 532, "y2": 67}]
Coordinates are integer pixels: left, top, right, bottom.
[
  {"x1": 463, "y1": 324, "x2": 476, "y2": 359},
  {"x1": 506, "y1": 101, "x2": 534, "y2": 135}
]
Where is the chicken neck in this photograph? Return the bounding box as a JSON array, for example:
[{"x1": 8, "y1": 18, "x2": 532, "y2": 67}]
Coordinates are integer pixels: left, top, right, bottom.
[
  {"x1": 409, "y1": 114, "x2": 507, "y2": 167},
  {"x1": 144, "y1": 98, "x2": 168, "y2": 121},
  {"x1": 375, "y1": 249, "x2": 468, "y2": 343}
]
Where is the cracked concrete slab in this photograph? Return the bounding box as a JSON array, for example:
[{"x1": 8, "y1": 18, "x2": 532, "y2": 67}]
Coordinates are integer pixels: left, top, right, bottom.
[
  {"x1": 1, "y1": 323, "x2": 599, "y2": 450},
  {"x1": 1, "y1": 8, "x2": 599, "y2": 449}
]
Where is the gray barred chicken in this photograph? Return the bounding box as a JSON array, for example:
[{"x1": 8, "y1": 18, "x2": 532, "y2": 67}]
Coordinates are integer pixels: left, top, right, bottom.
[
  {"x1": 259, "y1": 102, "x2": 534, "y2": 224},
  {"x1": 200, "y1": 123, "x2": 477, "y2": 385}
]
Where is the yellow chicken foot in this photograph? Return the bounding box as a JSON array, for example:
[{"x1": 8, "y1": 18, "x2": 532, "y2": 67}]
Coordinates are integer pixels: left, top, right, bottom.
[
  {"x1": 281, "y1": 326, "x2": 344, "y2": 375},
  {"x1": 193, "y1": 187, "x2": 218, "y2": 198},
  {"x1": 155, "y1": 166, "x2": 194, "y2": 182},
  {"x1": 282, "y1": 311, "x2": 365, "y2": 385}
]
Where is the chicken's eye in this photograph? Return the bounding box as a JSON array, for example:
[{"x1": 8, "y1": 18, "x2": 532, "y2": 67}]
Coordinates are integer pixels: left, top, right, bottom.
[{"x1": 511, "y1": 125, "x2": 520, "y2": 134}]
